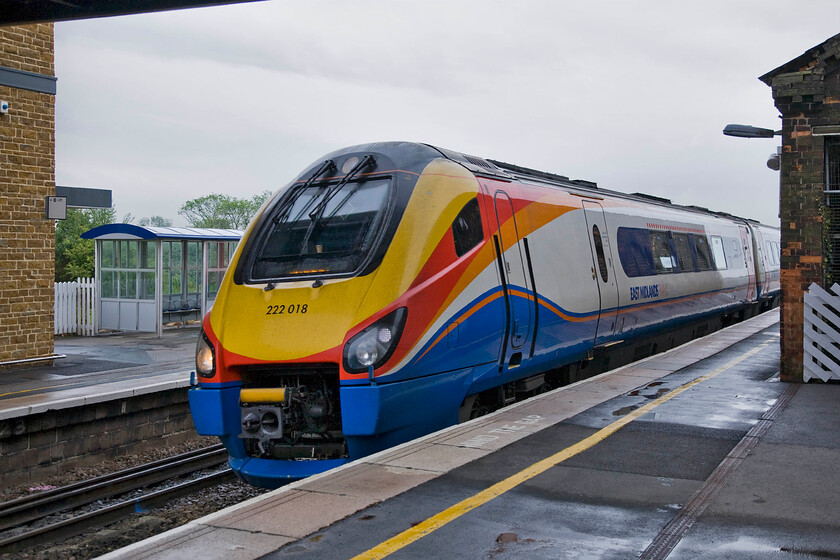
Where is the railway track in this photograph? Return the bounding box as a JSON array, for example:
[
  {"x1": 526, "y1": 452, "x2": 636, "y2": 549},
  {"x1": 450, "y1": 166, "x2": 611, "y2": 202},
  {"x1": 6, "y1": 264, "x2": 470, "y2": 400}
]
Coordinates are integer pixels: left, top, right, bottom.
[{"x1": 0, "y1": 443, "x2": 234, "y2": 554}]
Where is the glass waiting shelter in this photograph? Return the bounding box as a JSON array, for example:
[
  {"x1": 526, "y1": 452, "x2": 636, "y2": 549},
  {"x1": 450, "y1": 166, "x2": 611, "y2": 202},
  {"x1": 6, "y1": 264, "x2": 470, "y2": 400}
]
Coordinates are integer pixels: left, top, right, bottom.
[{"x1": 81, "y1": 224, "x2": 242, "y2": 336}]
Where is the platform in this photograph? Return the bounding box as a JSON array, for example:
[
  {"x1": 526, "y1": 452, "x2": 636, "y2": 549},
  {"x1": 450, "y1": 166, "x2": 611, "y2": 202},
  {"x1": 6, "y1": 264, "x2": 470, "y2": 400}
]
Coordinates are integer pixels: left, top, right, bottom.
[
  {"x1": 0, "y1": 327, "x2": 197, "y2": 421},
  {"x1": 91, "y1": 308, "x2": 840, "y2": 560}
]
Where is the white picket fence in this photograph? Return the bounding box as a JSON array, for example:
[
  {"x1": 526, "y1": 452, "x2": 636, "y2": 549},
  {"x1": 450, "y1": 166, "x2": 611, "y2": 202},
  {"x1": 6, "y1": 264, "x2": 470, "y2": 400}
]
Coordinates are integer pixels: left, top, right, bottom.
[
  {"x1": 54, "y1": 278, "x2": 96, "y2": 336},
  {"x1": 803, "y1": 282, "x2": 840, "y2": 382}
]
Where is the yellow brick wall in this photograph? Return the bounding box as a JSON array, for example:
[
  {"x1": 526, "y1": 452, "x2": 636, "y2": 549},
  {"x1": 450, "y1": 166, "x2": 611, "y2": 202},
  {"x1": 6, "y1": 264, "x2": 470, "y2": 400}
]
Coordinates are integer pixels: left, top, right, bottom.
[{"x1": 0, "y1": 24, "x2": 56, "y2": 362}]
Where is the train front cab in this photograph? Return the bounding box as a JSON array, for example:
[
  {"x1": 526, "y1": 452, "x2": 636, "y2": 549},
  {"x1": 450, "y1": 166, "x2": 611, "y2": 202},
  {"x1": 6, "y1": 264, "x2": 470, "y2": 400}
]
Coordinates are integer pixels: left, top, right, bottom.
[{"x1": 189, "y1": 147, "x2": 514, "y2": 487}]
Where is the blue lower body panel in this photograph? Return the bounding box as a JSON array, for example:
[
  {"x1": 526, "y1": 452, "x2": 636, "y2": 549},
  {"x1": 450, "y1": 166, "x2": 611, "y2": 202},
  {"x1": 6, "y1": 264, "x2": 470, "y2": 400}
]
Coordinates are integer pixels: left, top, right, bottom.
[
  {"x1": 341, "y1": 366, "x2": 475, "y2": 458},
  {"x1": 188, "y1": 367, "x2": 477, "y2": 489},
  {"x1": 231, "y1": 456, "x2": 349, "y2": 488}
]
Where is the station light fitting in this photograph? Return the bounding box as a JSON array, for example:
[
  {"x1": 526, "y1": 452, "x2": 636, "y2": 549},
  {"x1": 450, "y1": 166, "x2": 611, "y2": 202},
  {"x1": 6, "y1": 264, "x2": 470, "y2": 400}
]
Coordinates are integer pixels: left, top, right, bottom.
[{"x1": 722, "y1": 124, "x2": 780, "y2": 139}]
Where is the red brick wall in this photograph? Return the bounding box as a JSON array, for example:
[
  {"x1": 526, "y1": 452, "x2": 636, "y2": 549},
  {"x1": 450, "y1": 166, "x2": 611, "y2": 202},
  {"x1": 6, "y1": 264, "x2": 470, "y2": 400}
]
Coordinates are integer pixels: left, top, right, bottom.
[
  {"x1": 0, "y1": 24, "x2": 56, "y2": 363},
  {"x1": 766, "y1": 38, "x2": 840, "y2": 381}
]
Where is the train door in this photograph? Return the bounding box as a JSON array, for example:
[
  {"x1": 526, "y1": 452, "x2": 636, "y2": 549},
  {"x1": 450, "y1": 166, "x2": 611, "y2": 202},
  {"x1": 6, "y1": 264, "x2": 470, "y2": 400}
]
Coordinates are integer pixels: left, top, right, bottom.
[
  {"x1": 738, "y1": 225, "x2": 757, "y2": 302},
  {"x1": 749, "y1": 226, "x2": 767, "y2": 299},
  {"x1": 493, "y1": 191, "x2": 535, "y2": 365},
  {"x1": 581, "y1": 200, "x2": 619, "y2": 345}
]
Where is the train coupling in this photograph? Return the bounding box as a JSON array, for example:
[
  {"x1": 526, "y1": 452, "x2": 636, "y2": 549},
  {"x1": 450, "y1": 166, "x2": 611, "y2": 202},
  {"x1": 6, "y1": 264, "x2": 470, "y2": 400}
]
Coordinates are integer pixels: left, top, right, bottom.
[{"x1": 239, "y1": 388, "x2": 291, "y2": 455}]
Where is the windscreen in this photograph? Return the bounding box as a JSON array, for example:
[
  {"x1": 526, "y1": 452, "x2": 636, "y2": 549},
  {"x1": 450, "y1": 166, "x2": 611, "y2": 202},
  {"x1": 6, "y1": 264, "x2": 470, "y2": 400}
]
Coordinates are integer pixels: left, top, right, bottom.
[{"x1": 250, "y1": 177, "x2": 393, "y2": 280}]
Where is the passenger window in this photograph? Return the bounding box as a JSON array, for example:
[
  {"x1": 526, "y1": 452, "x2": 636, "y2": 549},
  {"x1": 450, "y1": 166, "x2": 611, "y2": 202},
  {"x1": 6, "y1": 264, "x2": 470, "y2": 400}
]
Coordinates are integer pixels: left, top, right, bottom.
[
  {"x1": 617, "y1": 227, "x2": 655, "y2": 277},
  {"x1": 672, "y1": 233, "x2": 695, "y2": 272},
  {"x1": 592, "y1": 225, "x2": 609, "y2": 282},
  {"x1": 710, "y1": 236, "x2": 728, "y2": 270},
  {"x1": 649, "y1": 231, "x2": 675, "y2": 273},
  {"x1": 452, "y1": 198, "x2": 484, "y2": 257},
  {"x1": 693, "y1": 235, "x2": 714, "y2": 271},
  {"x1": 766, "y1": 240, "x2": 780, "y2": 266}
]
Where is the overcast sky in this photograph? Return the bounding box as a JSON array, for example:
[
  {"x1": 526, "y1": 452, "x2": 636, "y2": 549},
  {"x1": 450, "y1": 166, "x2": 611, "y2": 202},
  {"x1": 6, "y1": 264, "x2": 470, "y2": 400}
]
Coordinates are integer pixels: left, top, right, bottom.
[{"x1": 54, "y1": 0, "x2": 840, "y2": 227}]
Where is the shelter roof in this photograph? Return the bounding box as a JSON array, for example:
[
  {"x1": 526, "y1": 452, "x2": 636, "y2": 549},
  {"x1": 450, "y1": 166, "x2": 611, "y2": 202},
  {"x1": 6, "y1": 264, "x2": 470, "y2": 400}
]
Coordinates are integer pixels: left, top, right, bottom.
[{"x1": 81, "y1": 223, "x2": 242, "y2": 241}]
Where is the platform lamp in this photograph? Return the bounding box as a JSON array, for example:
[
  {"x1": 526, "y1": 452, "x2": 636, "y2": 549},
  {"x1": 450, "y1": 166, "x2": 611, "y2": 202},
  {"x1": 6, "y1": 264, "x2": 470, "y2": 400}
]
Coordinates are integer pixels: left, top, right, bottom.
[{"x1": 723, "y1": 124, "x2": 782, "y2": 170}]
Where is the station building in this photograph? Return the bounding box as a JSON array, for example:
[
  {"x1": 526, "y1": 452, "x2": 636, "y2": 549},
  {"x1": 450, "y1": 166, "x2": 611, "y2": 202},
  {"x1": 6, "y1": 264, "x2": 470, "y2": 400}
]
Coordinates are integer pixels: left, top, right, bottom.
[
  {"x1": 760, "y1": 32, "x2": 840, "y2": 381},
  {"x1": 0, "y1": 23, "x2": 56, "y2": 366}
]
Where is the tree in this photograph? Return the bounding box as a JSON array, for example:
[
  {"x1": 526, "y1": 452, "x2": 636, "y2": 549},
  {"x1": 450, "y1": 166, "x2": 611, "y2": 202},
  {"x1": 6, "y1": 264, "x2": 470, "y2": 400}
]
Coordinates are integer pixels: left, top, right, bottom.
[
  {"x1": 139, "y1": 216, "x2": 174, "y2": 227},
  {"x1": 55, "y1": 207, "x2": 115, "y2": 281},
  {"x1": 178, "y1": 191, "x2": 271, "y2": 229}
]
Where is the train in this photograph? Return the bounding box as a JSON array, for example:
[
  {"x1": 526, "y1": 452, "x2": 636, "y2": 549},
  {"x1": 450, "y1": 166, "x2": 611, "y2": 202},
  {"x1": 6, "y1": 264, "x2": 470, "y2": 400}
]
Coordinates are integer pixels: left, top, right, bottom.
[{"x1": 188, "y1": 141, "x2": 781, "y2": 489}]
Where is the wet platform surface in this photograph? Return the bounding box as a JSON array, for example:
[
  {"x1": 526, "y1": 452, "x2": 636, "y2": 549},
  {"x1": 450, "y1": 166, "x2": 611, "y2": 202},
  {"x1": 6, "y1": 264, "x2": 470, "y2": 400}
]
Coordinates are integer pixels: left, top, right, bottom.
[
  {"x1": 0, "y1": 328, "x2": 197, "y2": 419},
  {"x1": 93, "y1": 308, "x2": 840, "y2": 560}
]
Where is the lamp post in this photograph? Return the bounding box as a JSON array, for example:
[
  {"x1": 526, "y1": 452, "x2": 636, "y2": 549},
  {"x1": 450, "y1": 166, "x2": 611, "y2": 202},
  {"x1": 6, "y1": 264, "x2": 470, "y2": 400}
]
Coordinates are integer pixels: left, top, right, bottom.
[{"x1": 723, "y1": 124, "x2": 782, "y2": 171}]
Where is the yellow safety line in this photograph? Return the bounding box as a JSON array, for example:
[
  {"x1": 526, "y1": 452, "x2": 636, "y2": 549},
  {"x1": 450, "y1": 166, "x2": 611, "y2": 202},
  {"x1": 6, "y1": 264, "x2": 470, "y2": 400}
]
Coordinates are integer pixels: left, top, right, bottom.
[
  {"x1": 0, "y1": 385, "x2": 66, "y2": 399},
  {"x1": 352, "y1": 341, "x2": 769, "y2": 560}
]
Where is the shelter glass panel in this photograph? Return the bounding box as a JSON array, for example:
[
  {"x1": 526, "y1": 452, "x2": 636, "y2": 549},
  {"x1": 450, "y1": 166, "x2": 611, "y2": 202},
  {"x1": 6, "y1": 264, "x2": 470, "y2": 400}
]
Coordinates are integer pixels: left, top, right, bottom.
[
  {"x1": 120, "y1": 271, "x2": 137, "y2": 299},
  {"x1": 101, "y1": 270, "x2": 116, "y2": 298},
  {"x1": 101, "y1": 240, "x2": 116, "y2": 268},
  {"x1": 207, "y1": 241, "x2": 237, "y2": 300},
  {"x1": 100, "y1": 240, "x2": 155, "y2": 301},
  {"x1": 139, "y1": 271, "x2": 155, "y2": 300}
]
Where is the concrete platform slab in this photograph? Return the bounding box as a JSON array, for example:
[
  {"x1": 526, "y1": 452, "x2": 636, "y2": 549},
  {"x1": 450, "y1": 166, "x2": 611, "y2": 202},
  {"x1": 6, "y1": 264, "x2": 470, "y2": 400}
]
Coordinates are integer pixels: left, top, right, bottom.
[
  {"x1": 303, "y1": 462, "x2": 439, "y2": 500},
  {"x1": 115, "y1": 525, "x2": 296, "y2": 560},
  {"x1": 206, "y1": 489, "x2": 375, "y2": 539}
]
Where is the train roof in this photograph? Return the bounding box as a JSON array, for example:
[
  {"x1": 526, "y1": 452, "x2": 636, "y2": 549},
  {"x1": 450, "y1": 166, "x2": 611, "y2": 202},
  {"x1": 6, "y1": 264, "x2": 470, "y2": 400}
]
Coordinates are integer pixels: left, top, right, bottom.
[
  {"x1": 308, "y1": 142, "x2": 777, "y2": 229},
  {"x1": 426, "y1": 143, "x2": 777, "y2": 229}
]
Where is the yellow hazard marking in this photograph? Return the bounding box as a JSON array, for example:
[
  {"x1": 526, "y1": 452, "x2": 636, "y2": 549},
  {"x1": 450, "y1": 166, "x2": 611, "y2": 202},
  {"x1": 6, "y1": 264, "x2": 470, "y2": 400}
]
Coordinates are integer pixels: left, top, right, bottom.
[
  {"x1": 0, "y1": 385, "x2": 65, "y2": 399},
  {"x1": 352, "y1": 341, "x2": 770, "y2": 560}
]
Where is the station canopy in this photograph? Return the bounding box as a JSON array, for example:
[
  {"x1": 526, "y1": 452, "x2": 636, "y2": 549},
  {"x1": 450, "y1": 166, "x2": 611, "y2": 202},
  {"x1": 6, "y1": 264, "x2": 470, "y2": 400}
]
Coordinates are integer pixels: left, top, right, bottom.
[
  {"x1": 82, "y1": 224, "x2": 242, "y2": 336},
  {"x1": 1, "y1": 0, "x2": 263, "y2": 26}
]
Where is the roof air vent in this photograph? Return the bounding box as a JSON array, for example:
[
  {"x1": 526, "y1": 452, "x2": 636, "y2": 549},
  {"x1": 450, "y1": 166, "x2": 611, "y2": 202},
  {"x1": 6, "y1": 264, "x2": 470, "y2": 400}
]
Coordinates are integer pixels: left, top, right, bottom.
[{"x1": 462, "y1": 155, "x2": 494, "y2": 170}]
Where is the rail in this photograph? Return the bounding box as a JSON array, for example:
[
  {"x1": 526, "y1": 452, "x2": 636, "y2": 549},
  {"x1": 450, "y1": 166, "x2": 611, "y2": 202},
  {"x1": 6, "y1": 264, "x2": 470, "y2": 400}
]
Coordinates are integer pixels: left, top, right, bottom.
[{"x1": 0, "y1": 443, "x2": 232, "y2": 554}]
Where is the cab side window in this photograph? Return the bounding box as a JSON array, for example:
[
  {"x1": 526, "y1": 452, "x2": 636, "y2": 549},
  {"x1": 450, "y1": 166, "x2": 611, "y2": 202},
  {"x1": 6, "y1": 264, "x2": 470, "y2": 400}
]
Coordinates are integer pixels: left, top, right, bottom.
[{"x1": 452, "y1": 198, "x2": 484, "y2": 257}]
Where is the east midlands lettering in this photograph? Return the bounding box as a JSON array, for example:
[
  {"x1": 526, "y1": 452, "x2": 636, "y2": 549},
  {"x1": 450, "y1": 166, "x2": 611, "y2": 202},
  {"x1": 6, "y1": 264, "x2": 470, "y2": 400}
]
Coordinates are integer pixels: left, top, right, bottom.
[{"x1": 630, "y1": 284, "x2": 659, "y2": 301}]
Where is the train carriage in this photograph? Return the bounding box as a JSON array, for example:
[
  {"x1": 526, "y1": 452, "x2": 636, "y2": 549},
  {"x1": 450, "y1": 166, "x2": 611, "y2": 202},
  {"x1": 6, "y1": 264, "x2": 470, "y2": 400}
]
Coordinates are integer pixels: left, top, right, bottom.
[{"x1": 188, "y1": 141, "x2": 780, "y2": 488}]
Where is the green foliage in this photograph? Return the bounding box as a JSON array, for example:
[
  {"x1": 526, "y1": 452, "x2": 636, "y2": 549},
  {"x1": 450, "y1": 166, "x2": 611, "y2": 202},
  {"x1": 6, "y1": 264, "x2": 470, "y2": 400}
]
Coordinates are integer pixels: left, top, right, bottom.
[
  {"x1": 139, "y1": 215, "x2": 174, "y2": 227},
  {"x1": 178, "y1": 191, "x2": 271, "y2": 229},
  {"x1": 55, "y1": 207, "x2": 116, "y2": 282}
]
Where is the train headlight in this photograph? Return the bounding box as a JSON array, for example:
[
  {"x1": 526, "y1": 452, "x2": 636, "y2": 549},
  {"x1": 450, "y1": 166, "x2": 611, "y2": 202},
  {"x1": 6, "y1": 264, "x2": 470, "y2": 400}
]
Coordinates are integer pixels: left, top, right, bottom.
[
  {"x1": 195, "y1": 331, "x2": 216, "y2": 378},
  {"x1": 343, "y1": 308, "x2": 407, "y2": 373}
]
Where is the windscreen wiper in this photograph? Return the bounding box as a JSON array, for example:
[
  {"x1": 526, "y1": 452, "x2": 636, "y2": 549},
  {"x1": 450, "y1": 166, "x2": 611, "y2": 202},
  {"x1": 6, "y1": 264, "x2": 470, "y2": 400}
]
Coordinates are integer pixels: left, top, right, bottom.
[
  {"x1": 307, "y1": 155, "x2": 375, "y2": 221},
  {"x1": 272, "y1": 159, "x2": 336, "y2": 224},
  {"x1": 299, "y1": 155, "x2": 375, "y2": 253}
]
